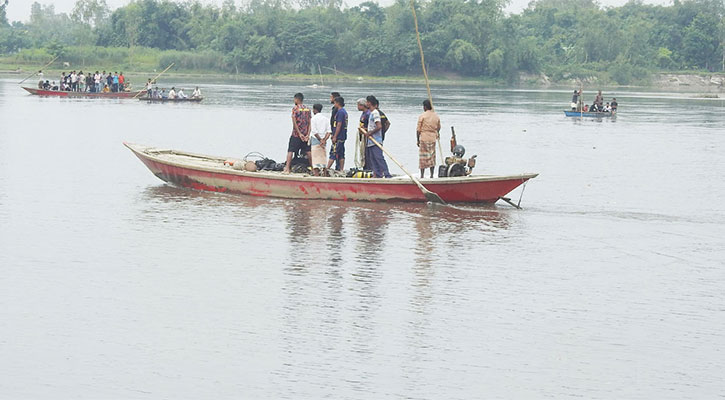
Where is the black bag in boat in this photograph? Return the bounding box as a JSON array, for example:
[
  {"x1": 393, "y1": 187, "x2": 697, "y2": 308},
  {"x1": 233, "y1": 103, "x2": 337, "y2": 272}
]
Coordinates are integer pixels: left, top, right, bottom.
[{"x1": 255, "y1": 158, "x2": 277, "y2": 171}]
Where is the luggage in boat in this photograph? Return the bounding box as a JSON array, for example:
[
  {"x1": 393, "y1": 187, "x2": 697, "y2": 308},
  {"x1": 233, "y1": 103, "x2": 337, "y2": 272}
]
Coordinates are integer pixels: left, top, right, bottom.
[{"x1": 347, "y1": 168, "x2": 373, "y2": 178}]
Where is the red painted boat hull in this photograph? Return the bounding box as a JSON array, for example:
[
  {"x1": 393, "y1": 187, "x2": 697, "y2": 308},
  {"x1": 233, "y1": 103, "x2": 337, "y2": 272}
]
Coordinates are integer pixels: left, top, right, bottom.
[
  {"x1": 22, "y1": 87, "x2": 145, "y2": 98},
  {"x1": 125, "y1": 143, "x2": 537, "y2": 204}
]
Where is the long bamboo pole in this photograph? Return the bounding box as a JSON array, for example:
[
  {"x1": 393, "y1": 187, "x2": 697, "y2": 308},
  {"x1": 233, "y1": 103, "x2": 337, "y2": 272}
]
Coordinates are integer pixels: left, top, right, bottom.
[
  {"x1": 409, "y1": 0, "x2": 444, "y2": 164},
  {"x1": 18, "y1": 55, "x2": 59, "y2": 85},
  {"x1": 134, "y1": 62, "x2": 175, "y2": 98}
]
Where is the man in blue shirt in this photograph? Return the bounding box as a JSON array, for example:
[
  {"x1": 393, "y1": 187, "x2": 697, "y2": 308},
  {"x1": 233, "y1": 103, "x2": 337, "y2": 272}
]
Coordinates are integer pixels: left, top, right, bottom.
[{"x1": 326, "y1": 96, "x2": 348, "y2": 171}]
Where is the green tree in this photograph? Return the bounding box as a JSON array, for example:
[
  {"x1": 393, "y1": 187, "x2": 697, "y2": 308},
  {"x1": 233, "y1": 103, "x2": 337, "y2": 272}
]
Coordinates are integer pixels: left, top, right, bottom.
[
  {"x1": 71, "y1": 0, "x2": 109, "y2": 27},
  {"x1": 682, "y1": 12, "x2": 720, "y2": 69}
]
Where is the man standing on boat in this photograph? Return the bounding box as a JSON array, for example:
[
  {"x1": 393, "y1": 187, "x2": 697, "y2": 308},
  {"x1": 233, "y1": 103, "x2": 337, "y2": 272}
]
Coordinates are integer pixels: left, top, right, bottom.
[
  {"x1": 416, "y1": 99, "x2": 440, "y2": 179},
  {"x1": 364, "y1": 95, "x2": 391, "y2": 178},
  {"x1": 326, "y1": 96, "x2": 348, "y2": 172},
  {"x1": 571, "y1": 89, "x2": 580, "y2": 111},
  {"x1": 310, "y1": 103, "x2": 331, "y2": 176},
  {"x1": 94, "y1": 71, "x2": 101, "y2": 93},
  {"x1": 283, "y1": 93, "x2": 312, "y2": 174},
  {"x1": 594, "y1": 90, "x2": 604, "y2": 111},
  {"x1": 330, "y1": 91, "x2": 340, "y2": 131},
  {"x1": 356, "y1": 98, "x2": 371, "y2": 169}
]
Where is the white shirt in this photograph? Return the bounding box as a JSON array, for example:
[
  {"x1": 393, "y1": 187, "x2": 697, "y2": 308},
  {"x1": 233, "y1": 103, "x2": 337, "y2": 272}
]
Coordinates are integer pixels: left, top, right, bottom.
[
  {"x1": 310, "y1": 112, "x2": 331, "y2": 145},
  {"x1": 366, "y1": 109, "x2": 382, "y2": 147},
  {"x1": 177, "y1": 90, "x2": 187, "y2": 99},
  {"x1": 168, "y1": 89, "x2": 176, "y2": 99},
  {"x1": 192, "y1": 88, "x2": 201, "y2": 98}
]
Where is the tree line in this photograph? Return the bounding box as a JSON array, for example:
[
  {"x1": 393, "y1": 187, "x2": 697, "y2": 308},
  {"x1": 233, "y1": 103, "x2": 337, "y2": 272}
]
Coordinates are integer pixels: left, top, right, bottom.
[{"x1": 1, "y1": 0, "x2": 723, "y2": 84}]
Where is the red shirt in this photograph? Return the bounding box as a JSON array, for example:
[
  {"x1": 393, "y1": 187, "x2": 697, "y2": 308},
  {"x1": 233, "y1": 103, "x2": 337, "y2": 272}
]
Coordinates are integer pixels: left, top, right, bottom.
[
  {"x1": 119, "y1": 75, "x2": 125, "y2": 84},
  {"x1": 291, "y1": 104, "x2": 311, "y2": 138}
]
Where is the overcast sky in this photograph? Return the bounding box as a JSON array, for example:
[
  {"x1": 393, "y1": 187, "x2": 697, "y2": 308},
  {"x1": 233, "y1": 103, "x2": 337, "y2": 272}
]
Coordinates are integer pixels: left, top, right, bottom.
[{"x1": 5, "y1": 0, "x2": 671, "y2": 23}]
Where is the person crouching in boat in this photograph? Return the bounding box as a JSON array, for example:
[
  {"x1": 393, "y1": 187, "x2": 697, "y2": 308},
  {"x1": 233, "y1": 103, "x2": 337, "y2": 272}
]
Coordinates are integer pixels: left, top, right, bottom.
[
  {"x1": 417, "y1": 99, "x2": 440, "y2": 179},
  {"x1": 168, "y1": 87, "x2": 177, "y2": 99},
  {"x1": 284, "y1": 93, "x2": 312, "y2": 174},
  {"x1": 364, "y1": 95, "x2": 392, "y2": 178},
  {"x1": 177, "y1": 88, "x2": 188, "y2": 99},
  {"x1": 191, "y1": 87, "x2": 202, "y2": 99},
  {"x1": 310, "y1": 103, "x2": 331, "y2": 176}
]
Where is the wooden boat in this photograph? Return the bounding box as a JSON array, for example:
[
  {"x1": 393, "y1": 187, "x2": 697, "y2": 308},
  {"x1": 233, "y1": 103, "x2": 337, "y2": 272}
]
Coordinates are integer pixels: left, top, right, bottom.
[
  {"x1": 22, "y1": 87, "x2": 145, "y2": 98},
  {"x1": 138, "y1": 97, "x2": 203, "y2": 103},
  {"x1": 564, "y1": 110, "x2": 614, "y2": 118},
  {"x1": 125, "y1": 143, "x2": 538, "y2": 204}
]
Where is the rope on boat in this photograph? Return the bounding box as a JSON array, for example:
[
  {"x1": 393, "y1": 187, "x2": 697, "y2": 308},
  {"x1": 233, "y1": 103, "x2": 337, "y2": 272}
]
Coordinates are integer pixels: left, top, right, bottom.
[
  {"x1": 498, "y1": 178, "x2": 529, "y2": 209},
  {"x1": 243, "y1": 151, "x2": 266, "y2": 161},
  {"x1": 517, "y1": 179, "x2": 528, "y2": 208}
]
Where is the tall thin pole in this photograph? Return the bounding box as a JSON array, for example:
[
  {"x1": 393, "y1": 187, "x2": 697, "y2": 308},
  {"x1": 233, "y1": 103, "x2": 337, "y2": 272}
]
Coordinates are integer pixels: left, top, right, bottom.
[
  {"x1": 134, "y1": 63, "x2": 174, "y2": 98},
  {"x1": 410, "y1": 0, "x2": 444, "y2": 163},
  {"x1": 18, "y1": 55, "x2": 59, "y2": 84},
  {"x1": 410, "y1": 0, "x2": 432, "y2": 106}
]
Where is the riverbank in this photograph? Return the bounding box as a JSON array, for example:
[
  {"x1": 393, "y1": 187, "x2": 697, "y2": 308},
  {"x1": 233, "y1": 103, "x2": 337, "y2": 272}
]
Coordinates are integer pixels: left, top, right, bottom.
[
  {"x1": 3, "y1": 65, "x2": 723, "y2": 93},
  {"x1": 519, "y1": 71, "x2": 725, "y2": 92}
]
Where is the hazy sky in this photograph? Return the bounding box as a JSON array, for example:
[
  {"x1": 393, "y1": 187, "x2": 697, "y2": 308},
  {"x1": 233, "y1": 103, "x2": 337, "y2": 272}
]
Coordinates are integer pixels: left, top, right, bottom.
[{"x1": 5, "y1": 0, "x2": 671, "y2": 23}]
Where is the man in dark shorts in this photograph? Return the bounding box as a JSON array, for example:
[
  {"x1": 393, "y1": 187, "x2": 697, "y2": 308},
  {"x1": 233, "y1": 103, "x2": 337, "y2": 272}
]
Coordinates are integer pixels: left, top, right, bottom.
[
  {"x1": 326, "y1": 96, "x2": 348, "y2": 171},
  {"x1": 284, "y1": 92, "x2": 312, "y2": 173}
]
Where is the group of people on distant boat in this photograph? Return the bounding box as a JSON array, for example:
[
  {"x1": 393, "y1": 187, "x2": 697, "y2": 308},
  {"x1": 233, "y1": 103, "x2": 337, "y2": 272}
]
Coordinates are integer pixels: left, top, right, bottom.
[
  {"x1": 145, "y1": 79, "x2": 201, "y2": 100},
  {"x1": 283, "y1": 91, "x2": 441, "y2": 179},
  {"x1": 571, "y1": 89, "x2": 618, "y2": 113},
  {"x1": 37, "y1": 70, "x2": 131, "y2": 93}
]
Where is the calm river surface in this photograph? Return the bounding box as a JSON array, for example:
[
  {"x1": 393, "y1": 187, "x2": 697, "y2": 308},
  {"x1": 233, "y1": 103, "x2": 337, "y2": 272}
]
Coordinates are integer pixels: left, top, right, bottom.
[{"x1": 1, "y1": 77, "x2": 724, "y2": 399}]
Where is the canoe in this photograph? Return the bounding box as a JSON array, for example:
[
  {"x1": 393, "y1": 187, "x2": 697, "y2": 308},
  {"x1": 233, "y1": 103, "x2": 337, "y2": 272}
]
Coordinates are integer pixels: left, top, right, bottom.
[
  {"x1": 564, "y1": 110, "x2": 614, "y2": 118},
  {"x1": 139, "y1": 97, "x2": 203, "y2": 102},
  {"x1": 125, "y1": 143, "x2": 538, "y2": 204},
  {"x1": 22, "y1": 87, "x2": 145, "y2": 98}
]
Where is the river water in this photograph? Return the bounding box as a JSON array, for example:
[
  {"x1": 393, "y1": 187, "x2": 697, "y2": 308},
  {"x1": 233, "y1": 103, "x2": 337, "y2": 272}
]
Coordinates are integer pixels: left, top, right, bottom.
[{"x1": 1, "y1": 77, "x2": 723, "y2": 399}]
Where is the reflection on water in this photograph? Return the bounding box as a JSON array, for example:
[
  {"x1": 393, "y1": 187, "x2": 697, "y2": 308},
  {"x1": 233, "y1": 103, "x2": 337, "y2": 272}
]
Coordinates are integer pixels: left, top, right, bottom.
[{"x1": 138, "y1": 183, "x2": 514, "y2": 269}]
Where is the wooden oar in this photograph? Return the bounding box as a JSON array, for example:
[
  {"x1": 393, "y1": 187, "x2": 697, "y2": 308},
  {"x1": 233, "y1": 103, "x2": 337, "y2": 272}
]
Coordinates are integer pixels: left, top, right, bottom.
[
  {"x1": 368, "y1": 136, "x2": 446, "y2": 204},
  {"x1": 133, "y1": 62, "x2": 175, "y2": 99},
  {"x1": 18, "y1": 55, "x2": 59, "y2": 85}
]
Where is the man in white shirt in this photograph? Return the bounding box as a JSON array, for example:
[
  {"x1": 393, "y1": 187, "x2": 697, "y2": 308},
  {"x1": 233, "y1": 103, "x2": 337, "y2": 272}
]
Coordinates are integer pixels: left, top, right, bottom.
[
  {"x1": 177, "y1": 88, "x2": 188, "y2": 99},
  {"x1": 94, "y1": 72, "x2": 101, "y2": 93},
  {"x1": 70, "y1": 71, "x2": 77, "y2": 91},
  {"x1": 168, "y1": 87, "x2": 176, "y2": 99},
  {"x1": 191, "y1": 87, "x2": 201, "y2": 98},
  {"x1": 309, "y1": 103, "x2": 331, "y2": 176}
]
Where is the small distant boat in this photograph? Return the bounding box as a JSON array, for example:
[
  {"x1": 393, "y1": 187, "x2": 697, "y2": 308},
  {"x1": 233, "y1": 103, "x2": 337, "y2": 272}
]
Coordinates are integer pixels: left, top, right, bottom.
[
  {"x1": 124, "y1": 143, "x2": 537, "y2": 204},
  {"x1": 564, "y1": 110, "x2": 614, "y2": 118},
  {"x1": 139, "y1": 97, "x2": 203, "y2": 103},
  {"x1": 22, "y1": 87, "x2": 145, "y2": 98}
]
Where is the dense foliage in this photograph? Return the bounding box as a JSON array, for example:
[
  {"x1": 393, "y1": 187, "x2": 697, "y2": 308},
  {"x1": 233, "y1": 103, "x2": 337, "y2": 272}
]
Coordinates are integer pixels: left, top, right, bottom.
[{"x1": 1, "y1": 0, "x2": 723, "y2": 83}]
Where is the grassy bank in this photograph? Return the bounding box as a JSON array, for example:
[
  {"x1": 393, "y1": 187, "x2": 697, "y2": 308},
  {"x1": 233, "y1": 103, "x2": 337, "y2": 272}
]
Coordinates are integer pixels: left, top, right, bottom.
[{"x1": 2, "y1": 46, "x2": 722, "y2": 90}]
